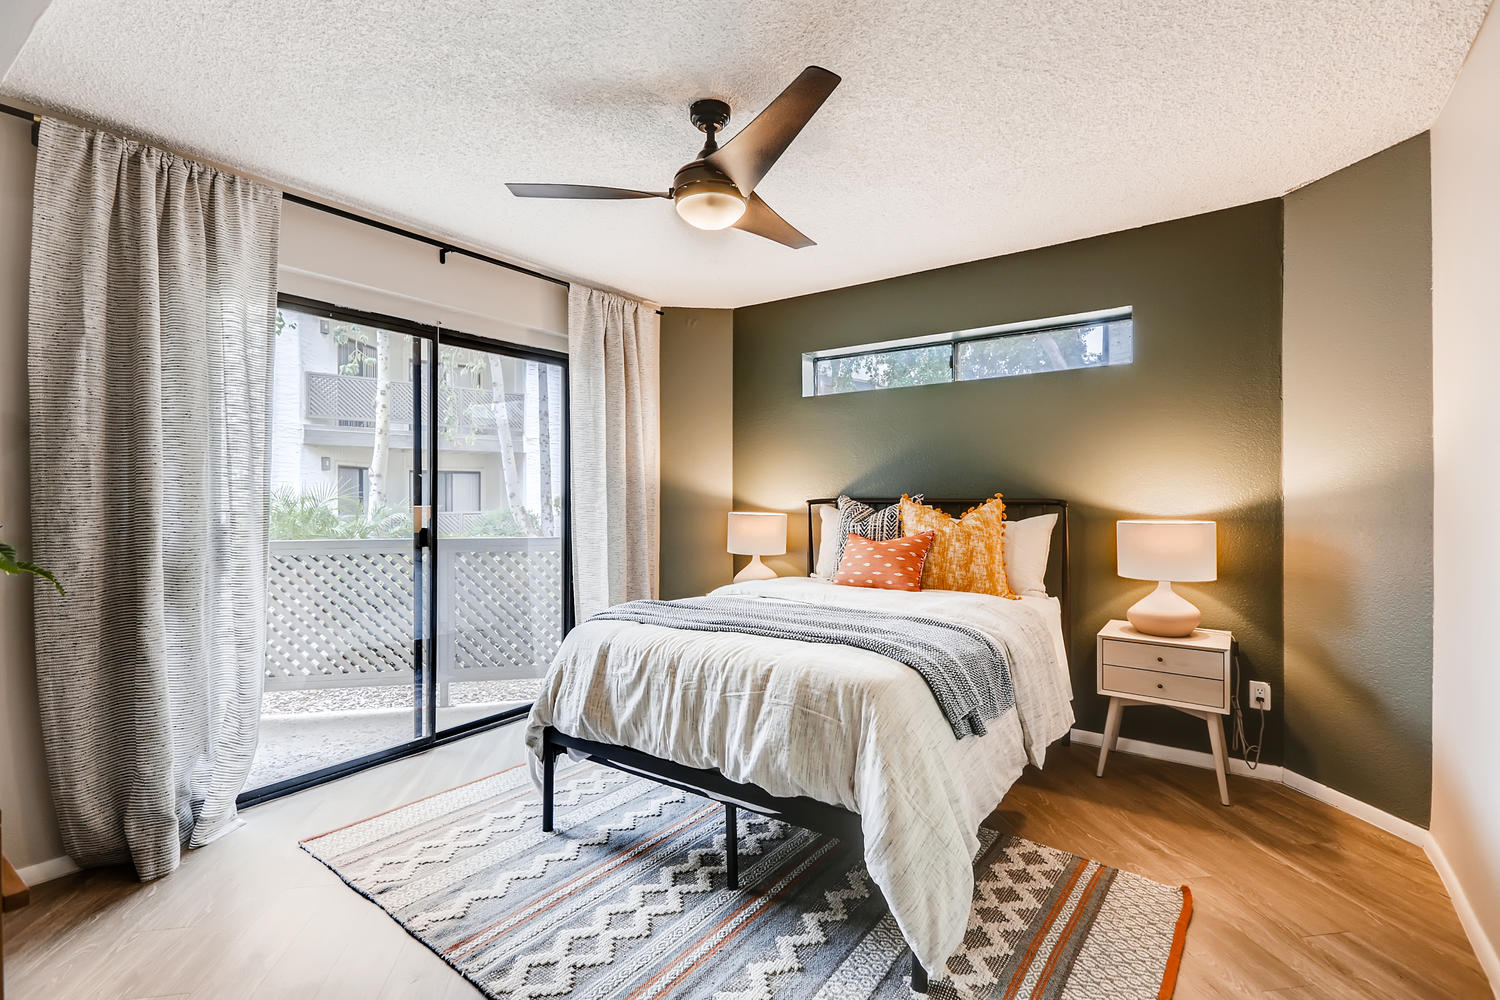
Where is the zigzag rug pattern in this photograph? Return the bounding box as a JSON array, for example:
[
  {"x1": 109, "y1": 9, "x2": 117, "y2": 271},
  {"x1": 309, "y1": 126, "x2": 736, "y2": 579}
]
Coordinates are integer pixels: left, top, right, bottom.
[{"x1": 301, "y1": 761, "x2": 1189, "y2": 999}]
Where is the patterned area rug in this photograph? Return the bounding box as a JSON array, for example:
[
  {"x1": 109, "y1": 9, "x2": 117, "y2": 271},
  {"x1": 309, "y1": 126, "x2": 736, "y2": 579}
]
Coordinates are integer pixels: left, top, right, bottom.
[{"x1": 302, "y1": 761, "x2": 1190, "y2": 999}]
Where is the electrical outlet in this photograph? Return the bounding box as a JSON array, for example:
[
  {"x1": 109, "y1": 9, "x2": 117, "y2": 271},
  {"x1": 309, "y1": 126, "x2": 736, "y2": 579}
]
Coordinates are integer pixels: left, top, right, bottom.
[{"x1": 1248, "y1": 681, "x2": 1272, "y2": 711}]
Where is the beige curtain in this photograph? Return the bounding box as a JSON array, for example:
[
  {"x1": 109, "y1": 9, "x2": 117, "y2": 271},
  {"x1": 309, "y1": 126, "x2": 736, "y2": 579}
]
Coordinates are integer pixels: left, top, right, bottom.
[
  {"x1": 28, "y1": 119, "x2": 279, "y2": 880},
  {"x1": 567, "y1": 285, "x2": 660, "y2": 619}
]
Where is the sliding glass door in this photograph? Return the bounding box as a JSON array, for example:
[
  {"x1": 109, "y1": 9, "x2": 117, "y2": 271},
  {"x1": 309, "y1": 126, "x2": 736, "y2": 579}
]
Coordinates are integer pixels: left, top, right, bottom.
[
  {"x1": 433, "y1": 341, "x2": 566, "y2": 733},
  {"x1": 243, "y1": 297, "x2": 567, "y2": 802}
]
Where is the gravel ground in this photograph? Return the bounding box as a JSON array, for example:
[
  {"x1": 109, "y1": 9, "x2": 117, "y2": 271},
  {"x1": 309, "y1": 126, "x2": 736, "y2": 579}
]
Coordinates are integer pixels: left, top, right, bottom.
[
  {"x1": 260, "y1": 677, "x2": 544, "y2": 715},
  {"x1": 247, "y1": 677, "x2": 544, "y2": 791}
]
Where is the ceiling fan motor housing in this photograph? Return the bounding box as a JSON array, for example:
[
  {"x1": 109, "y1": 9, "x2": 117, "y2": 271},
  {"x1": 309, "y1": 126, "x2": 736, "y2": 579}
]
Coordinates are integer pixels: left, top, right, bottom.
[
  {"x1": 671, "y1": 159, "x2": 746, "y2": 229},
  {"x1": 672, "y1": 159, "x2": 739, "y2": 195}
]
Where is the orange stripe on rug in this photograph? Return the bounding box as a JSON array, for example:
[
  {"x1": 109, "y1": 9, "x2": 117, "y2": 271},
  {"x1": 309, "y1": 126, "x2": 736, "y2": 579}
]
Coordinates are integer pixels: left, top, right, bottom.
[
  {"x1": 1158, "y1": 885, "x2": 1193, "y2": 1000},
  {"x1": 1031, "y1": 864, "x2": 1106, "y2": 995},
  {"x1": 1001, "y1": 856, "x2": 1090, "y2": 1000}
]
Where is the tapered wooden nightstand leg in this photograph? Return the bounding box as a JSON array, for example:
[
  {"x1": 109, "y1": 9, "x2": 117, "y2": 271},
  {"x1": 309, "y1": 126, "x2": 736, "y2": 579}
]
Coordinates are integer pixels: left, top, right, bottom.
[
  {"x1": 1206, "y1": 713, "x2": 1230, "y2": 805},
  {"x1": 1097, "y1": 697, "x2": 1124, "y2": 777}
]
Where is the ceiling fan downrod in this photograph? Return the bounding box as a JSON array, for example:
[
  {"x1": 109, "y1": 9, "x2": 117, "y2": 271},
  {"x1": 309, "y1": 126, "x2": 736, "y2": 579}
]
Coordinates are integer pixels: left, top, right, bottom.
[{"x1": 690, "y1": 98, "x2": 731, "y2": 157}]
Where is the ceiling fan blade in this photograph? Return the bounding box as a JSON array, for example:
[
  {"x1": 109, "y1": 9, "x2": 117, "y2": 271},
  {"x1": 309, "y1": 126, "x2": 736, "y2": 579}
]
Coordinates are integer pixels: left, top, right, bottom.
[
  {"x1": 506, "y1": 183, "x2": 669, "y2": 200},
  {"x1": 706, "y1": 66, "x2": 841, "y2": 196},
  {"x1": 732, "y1": 193, "x2": 815, "y2": 249}
]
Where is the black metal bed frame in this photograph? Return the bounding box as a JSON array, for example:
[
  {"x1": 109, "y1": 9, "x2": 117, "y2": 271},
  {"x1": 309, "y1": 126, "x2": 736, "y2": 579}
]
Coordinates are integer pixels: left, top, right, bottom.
[{"x1": 539, "y1": 497, "x2": 1070, "y2": 993}]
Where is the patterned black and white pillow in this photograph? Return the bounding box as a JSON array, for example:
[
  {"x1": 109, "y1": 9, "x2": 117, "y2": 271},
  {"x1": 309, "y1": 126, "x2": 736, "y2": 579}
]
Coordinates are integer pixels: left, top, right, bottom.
[{"x1": 832, "y1": 494, "x2": 921, "y2": 572}]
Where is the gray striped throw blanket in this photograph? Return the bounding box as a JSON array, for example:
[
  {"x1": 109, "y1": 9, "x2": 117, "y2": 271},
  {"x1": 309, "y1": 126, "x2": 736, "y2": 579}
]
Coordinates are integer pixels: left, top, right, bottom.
[{"x1": 590, "y1": 596, "x2": 1015, "y2": 739}]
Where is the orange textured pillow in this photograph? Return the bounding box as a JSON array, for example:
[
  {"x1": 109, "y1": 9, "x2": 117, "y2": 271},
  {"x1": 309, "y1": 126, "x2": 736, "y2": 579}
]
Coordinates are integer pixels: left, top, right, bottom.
[
  {"x1": 900, "y1": 494, "x2": 1017, "y2": 598},
  {"x1": 831, "y1": 531, "x2": 936, "y2": 591}
]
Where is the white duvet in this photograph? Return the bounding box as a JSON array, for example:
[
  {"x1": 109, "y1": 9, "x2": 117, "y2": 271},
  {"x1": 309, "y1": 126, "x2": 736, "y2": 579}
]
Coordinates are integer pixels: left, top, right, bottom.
[{"x1": 524, "y1": 578, "x2": 1075, "y2": 972}]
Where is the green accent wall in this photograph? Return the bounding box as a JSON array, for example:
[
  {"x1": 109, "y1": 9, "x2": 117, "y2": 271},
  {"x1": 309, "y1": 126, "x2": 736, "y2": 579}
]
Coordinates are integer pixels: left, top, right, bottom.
[
  {"x1": 660, "y1": 308, "x2": 735, "y2": 599},
  {"x1": 1283, "y1": 135, "x2": 1433, "y2": 825},
  {"x1": 729, "y1": 202, "x2": 1286, "y2": 763}
]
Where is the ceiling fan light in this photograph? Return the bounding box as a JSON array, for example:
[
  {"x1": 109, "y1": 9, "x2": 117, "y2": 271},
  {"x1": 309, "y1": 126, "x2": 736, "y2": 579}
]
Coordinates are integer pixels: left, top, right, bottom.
[{"x1": 673, "y1": 181, "x2": 746, "y2": 230}]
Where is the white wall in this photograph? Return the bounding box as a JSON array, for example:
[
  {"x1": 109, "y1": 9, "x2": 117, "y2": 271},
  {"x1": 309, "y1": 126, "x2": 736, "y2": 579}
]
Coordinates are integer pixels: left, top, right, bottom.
[
  {"x1": 279, "y1": 199, "x2": 566, "y2": 353},
  {"x1": 1431, "y1": 5, "x2": 1500, "y2": 987},
  {"x1": 0, "y1": 112, "x2": 65, "y2": 875}
]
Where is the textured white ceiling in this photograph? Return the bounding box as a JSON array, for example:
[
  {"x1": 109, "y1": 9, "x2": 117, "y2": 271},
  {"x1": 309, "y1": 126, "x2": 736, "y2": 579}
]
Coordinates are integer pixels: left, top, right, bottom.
[{"x1": 1, "y1": 1, "x2": 1490, "y2": 308}]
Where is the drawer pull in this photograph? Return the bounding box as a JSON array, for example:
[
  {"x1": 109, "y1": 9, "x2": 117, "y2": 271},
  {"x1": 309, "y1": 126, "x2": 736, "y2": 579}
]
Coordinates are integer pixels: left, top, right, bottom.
[
  {"x1": 1100, "y1": 662, "x2": 1226, "y2": 710},
  {"x1": 1100, "y1": 638, "x2": 1223, "y2": 680}
]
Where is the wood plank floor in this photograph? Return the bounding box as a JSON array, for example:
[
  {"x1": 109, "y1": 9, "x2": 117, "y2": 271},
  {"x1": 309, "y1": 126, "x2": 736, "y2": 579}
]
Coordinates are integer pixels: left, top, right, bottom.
[{"x1": 1, "y1": 725, "x2": 1490, "y2": 998}]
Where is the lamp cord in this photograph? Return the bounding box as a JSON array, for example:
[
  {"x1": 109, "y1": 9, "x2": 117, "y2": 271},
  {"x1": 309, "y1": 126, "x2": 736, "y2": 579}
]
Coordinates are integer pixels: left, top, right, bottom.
[{"x1": 1230, "y1": 649, "x2": 1264, "y2": 770}]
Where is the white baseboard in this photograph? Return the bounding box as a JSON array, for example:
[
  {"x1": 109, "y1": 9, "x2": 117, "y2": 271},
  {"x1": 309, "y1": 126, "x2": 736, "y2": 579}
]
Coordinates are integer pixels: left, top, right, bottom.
[
  {"x1": 1070, "y1": 727, "x2": 1424, "y2": 843},
  {"x1": 1279, "y1": 768, "x2": 1428, "y2": 846},
  {"x1": 1426, "y1": 835, "x2": 1500, "y2": 996},
  {"x1": 1069, "y1": 727, "x2": 1283, "y2": 782},
  {"x1": 16, "y1": 853, "x2": 78, "y2": 887}
]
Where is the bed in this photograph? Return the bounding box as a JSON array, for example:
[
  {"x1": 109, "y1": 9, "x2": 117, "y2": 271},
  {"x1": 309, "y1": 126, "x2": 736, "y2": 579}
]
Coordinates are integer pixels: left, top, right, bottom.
[{"x1": 524, "y1": 498, "x2": 1076, "y2": 991}]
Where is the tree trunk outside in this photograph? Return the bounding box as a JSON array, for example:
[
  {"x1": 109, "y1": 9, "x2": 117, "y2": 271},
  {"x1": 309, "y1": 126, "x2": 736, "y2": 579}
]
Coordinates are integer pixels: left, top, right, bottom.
[
  {"x1": 368, "y1": 329, "x2": 391, "y2": 516},
  {"x1": 537, "y1": 364, "x2": 555, "y2": 536},
  {"x1": 488, "y1": 355, "x2": 524, "y2": 512}
]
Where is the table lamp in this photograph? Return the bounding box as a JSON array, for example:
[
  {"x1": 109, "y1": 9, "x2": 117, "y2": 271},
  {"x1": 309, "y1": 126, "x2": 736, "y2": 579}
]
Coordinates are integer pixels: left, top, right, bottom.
[
  {"x1": 728, "y1": 511, "x2": 787, "y2": 583},
  {"x1": 1117, "y1": 519, "x2": 1216, "y2": 637}
]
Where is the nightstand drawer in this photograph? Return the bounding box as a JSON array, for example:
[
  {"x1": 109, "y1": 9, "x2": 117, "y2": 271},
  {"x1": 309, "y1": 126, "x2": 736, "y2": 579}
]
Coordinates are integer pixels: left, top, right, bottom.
[
  {"x1": 1100, "y1": 664, "x2": 1226, "y2": 710},
  {"x1": 1100, "y1": 638, "x2": 1224, "y2": 680}
]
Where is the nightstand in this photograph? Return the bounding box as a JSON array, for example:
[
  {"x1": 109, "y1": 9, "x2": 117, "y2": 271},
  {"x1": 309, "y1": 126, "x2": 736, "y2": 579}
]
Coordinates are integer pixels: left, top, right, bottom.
[{"x1": 1095, "y1": 619, "x2": 1234, "y2": 805}]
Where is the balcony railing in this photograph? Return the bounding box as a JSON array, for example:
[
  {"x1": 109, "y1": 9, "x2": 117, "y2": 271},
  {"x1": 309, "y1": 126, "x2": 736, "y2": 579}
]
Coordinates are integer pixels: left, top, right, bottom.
[
  {"x1": 304, "y1": 372, "x2": 524, "y2": 435},
  {"x1": 265, "y1": 536, "x2": 562, "y2": 692}
]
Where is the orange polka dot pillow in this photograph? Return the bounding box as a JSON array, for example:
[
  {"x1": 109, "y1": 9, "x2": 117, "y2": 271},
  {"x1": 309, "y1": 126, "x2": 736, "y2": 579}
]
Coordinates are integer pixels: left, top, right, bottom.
[
  {"x1": 831, "y1": 531, "x2": 937, "y2": 591},
  {"x1": 900, "y1": 494, "x2": 1017, "y2": 598}
]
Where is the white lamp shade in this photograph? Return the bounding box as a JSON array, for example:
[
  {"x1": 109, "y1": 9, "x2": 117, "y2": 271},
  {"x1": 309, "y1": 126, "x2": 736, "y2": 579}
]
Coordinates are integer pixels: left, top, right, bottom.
[
  {"x1": 727, "y1": 512, "x2": 787, "y2": 556},
  {"x1": 1117, "y1": 520, "x2": 1216, "y2": 582}
]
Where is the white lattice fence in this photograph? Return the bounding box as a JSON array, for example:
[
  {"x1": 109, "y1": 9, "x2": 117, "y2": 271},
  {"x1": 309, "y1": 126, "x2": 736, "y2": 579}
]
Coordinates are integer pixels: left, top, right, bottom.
[
  {"x1": 266, "y1": 537, "x2": 562, "y2": 691},
  {"x1": 443, "y1": 538, "x2": 563, "y2": 685}
]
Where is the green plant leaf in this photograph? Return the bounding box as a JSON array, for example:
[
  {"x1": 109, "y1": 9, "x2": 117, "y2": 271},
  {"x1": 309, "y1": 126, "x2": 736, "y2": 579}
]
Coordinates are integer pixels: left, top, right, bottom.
[
  {"x1": 0, "y1": 540, "x2": 64, "y2": 595},
  {"x1": 18, "y1": 561, "x2": 63, "y2": 595}
]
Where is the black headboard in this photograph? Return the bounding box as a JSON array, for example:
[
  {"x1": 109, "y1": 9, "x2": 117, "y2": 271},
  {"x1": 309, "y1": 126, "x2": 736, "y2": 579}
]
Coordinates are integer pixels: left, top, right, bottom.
[{"x1": 805, "y1": 497, "x2": 1072, "y2": 669}]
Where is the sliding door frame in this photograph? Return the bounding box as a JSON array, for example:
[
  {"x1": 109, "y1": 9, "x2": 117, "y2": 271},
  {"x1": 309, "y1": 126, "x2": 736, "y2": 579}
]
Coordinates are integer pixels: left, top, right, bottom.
[{"x1": 239, "y1": 294, "x2": 571, "y2": 809}]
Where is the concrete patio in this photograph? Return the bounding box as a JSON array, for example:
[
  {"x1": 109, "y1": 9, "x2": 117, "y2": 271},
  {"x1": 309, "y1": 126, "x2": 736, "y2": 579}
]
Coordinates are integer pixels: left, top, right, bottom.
[{"x1": 247, "y1": 677, "x2": 544, "y2": 790}]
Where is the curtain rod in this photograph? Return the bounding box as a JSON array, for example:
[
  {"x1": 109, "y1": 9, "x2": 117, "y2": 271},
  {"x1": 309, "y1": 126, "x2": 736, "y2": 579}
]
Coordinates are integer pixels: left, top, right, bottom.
[
  {"x1": 281, "y1": 192, "x2": 568, "y2": 289},
  {"x1": 1, "y1": 102, "x2": 665, "y2": 315},
  {"x1": 286, "y1": 194, "x2": 664, "y2": 315}
]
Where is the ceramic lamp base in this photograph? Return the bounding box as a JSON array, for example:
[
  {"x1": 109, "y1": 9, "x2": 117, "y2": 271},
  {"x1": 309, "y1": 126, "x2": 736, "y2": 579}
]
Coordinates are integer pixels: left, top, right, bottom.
[
  {"x1": 1126, "y1": 581, "x2": 1201, "y2": 637},
  {"x1": 733, "y1": 554, "x2": 777, "y2": 584}
]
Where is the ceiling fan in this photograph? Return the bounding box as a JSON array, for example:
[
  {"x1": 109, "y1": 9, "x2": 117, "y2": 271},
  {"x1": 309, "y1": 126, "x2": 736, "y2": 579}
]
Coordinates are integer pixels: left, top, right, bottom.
[{"x1": 506, "y1": 66, "x2": 841, "y2": 249}]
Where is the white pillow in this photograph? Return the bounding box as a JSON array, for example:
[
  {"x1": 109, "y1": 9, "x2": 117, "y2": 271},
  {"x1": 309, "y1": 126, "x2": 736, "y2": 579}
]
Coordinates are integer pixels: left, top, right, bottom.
[
  {"x1": 1003, "y1": 513, "x2": 1058, "y2": 597},
  {"x1": 812, "y1": 504, "x2": 841, "y2": 578}
]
